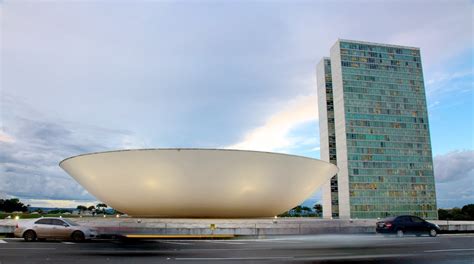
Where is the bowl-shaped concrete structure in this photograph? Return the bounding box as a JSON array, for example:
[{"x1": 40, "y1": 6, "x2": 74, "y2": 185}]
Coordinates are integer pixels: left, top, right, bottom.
[{"x1": 60, "y1": 149, "x2": 338, "y2": 218}]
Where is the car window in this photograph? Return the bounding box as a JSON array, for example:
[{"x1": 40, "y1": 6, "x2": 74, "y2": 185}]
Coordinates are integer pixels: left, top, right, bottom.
[
  {"x1": 35, "y1": 219, "x2": 53, "y2": 225},
  {"x1": 52, "y1": 219, "x2": 66, "y2": 226},
  {"x1": 396, "y1": 216, "x2": 412, "y2": 223},
  {"x1": 411, "y1": 216, "x2": 424, "y2": 223},
  {"x1": 62, "y1": 219, "x2": 79, "y2": 226}
]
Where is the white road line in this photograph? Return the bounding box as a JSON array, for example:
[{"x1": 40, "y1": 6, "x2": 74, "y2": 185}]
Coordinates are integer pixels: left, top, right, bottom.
[
  {"x1": 61, "y1": 242, "x2": 75, "y2": 245},
  {"x1": 175, "y1": 256, "x2": 294, "y2": 261},
  {"x1": 0, "y1": 240, "x2": 7, "y2": 243},
  {"x1": 178, "y1": 247, "x2": 273, "y2": 251},
  {"x1": 297, "y1": 253, "x2": 415, "y2": 261},
  {"x1": 204, "y1": 240, "x2": 246, "y2": 245},
  {"x1": 160, "y1": 241, "x2": 192, "y2": 245},
  {"x1": 424, "y1": 248, "x2": 474, "y2": 253},
  {"x1": 378, "y1": 241, "x2": 440, "y2": 246},
  {"x1": 253, "y1": 240, "x2": 303, "y2": 244}
]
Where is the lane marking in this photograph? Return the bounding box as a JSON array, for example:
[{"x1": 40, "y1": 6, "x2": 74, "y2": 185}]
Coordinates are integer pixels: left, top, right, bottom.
[
  {"x1": 424, "y1": 248, "x2": 474, "y2": 253},
  {"x1": 252, "y1": 240, "x2": 303, "y2": 244},
  {"x1": 160, "y1": 241, "x2": 192, "y2": 245},
  {"x1": 204, "y1": 240, "x2": 246, "y2": 245},
  {"x1": 0, "y1": 240, "x2": 7, "y2": 243},
  {"x1": 378, "y1": 241, "x2": 440, "y2": 246},
  {"x1": 178, "y1": 247, "x2": 273, "y2": 251},
  {"x1": 61, "y1": 242, "x2": 75, "y2": 245},
  {"x1": 296, "y1": 253, "x2": 415, "y2": 261},
  {"x1": 175, "y1": 256, "x2": 294, "y2": 261}
]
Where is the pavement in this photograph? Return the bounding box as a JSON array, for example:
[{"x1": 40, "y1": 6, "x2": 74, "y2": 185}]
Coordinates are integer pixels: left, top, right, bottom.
[{"x1": 0, "y1": 234, "x2": 473, "y2": 263}]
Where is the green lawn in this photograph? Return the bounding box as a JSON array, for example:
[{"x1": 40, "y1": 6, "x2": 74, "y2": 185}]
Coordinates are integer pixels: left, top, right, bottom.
[{"x1": 0, "y1": 213, "x2": 82, "y2": 219}]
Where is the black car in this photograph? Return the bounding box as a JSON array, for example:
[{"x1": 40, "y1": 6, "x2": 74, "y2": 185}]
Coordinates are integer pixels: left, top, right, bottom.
[{"x1": 376, "y1": 215, "x2": 440, "y2": 237}]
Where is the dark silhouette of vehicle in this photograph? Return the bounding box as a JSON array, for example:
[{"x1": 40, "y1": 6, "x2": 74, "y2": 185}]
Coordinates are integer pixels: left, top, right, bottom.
[{"x1": 376, "y1": 215, "x2": 440, "y2": 237}]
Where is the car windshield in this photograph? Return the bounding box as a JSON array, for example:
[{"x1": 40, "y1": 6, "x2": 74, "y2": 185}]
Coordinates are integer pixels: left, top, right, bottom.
[
  {"x1": 382, "y1": 217, "x2": 396, "y2": 222},
  {"x1": 62, "y1": 219, "x2": 79, "y2": 226}
]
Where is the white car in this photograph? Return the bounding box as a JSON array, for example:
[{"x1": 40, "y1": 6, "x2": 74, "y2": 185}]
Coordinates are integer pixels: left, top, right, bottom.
[{"x1": 14, "y1": 217, "x2": 98, "y2": 242}]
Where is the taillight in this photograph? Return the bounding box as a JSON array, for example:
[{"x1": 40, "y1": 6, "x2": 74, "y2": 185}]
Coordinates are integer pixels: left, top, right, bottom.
[
  {"x1": 385, "y1": 222, "x2": 392, "y2": 228},
  {"x1": 15, "y1": 223, "x2": 19, "y2": 229}
]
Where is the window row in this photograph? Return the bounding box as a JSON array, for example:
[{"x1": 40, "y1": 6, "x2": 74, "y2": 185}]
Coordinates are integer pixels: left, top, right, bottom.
[
  {"x1": 350, "y1": 182, "x2": 434, "y2": 191},
  {"x1": 351, "y1": 211, "x2": 437, "y2": 219},
  {"x1": 350, "y1": 203, "x2": 435, "y2": 212},
  {"x1": 342, "y1": 80, "x2": 426, "y2": 95},
  {"x1": 347, "y1": 154, "x2": 432, "y2": 163},
  {"x1": 347, "y1": 147, "x2": 432, "y2": 157},
  {"x1": 346, "y1": 168, "x2": 434, "y2": 177},
  {"x1": 346, "y1": 119, "x2": 429, "y2": 130},
  {"x1": 342, "y1": 61, "x2": 422, "y2": 70},
  {"x1": 346, "y1": 133, "x2": 429, "y2": 143},
  {"x1": 347, "y1": 126, "x2": 430, "y2": 137},
  {"x1": 348, "y1": 161, "x2": 433, "y2": 170},
  {"x1": 341, "y1": 56, "x2": 422, "y2": 70},
  {"x1": 342, "y1": 66, "x2": 423, "y2": 78},
  {"x1": 339, "y1": 43, "x2": 419, "y2": 56},
  {"x1": 346, "y1": 106, "x2": 425, "y2": 118},
  {"x1": 349, "y1": 175, "x2": 435, "y2": 184},
  {"x1": 340, "y1": 48, "x2": 420, "y2": 61},
  {"x1": 349, "y1": 189, "x2": 436, "y2": 199}
]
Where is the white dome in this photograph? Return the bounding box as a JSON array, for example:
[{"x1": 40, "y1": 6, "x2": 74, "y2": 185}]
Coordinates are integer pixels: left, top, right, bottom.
[{"x1": 60, "y1": 149, "x2": 338, "y2": 218}]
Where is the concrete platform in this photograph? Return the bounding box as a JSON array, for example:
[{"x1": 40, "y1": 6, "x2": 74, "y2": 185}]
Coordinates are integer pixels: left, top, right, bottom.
[{"x1": 1, "y1": 218, "x2": 473, "y2": 237}]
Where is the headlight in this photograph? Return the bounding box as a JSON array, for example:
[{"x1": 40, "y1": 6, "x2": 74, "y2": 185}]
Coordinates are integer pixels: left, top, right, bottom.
[{"x1": 435, "y1": 224, "x2": 440, "y2": 229}]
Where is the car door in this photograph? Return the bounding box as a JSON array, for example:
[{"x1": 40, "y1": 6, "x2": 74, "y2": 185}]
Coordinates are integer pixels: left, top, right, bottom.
[
  {"x1": 33, "y1": 219, "x2": 54, "y2": 238},
  {"x1": 397, "y1": 216, "x2": 413, "y2": 233},
  {"x1": 410, "y1": 216, "x2": 427, "y2": 234},
  {"x1": 50, "y1": 219, "x2": 73, "y2": 239}
]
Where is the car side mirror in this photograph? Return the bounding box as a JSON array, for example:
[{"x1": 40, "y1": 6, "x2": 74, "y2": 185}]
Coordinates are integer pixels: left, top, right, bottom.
[{"x1": 63, "y1": 224, "x2": 69, "y2": 227}]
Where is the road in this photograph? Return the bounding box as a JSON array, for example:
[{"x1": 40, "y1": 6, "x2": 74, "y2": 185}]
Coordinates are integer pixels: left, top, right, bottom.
[{"x1": 0, "y1": 234, "x2": 472, "y2": 263}]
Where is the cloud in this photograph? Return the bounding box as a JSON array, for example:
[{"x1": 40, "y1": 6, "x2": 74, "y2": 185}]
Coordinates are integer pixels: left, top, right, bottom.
[
  {"x1": 434, "y1": 150, "x2": 474, "y2": 208},
  {"x1": 425, "y1": 69, "x2": 474, "y2": 100},
  {"x1": 226, "y1": 93, "x2": 318, "y2": 152},
  {"x1": 0, "y1": 94, "x2": 147, "y2": 204},
  {"x1": 434, "y1": 150, "x2": 474, "y2": 183},
  {"x1": 0, "y1": 131, "x2": 15, "y2": 143}
]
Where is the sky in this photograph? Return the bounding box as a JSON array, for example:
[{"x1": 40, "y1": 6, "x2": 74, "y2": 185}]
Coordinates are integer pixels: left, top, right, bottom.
[{"x1": 0, "y1": 0, "x2": 473, "y2": 210}]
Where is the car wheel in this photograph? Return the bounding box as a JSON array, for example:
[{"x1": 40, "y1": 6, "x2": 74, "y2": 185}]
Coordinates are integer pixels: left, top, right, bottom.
[
  {"x1": 23, "y1": 230, "x2": 37, "y2": 242},
  {"x1": 429, "y1": 229, "x2": 437, "y2": 237},
  {"x1": 71, "y1": 231, "x2": 85, "y2": 242},
  {"x1": 396, "y1": 229, "x2": 404, "y2": 238}
]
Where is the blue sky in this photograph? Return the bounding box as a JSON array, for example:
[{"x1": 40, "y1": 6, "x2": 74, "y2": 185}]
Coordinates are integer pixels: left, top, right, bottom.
[{"x1": 0, "y1": 0, "x2": 472, "y2": 209}]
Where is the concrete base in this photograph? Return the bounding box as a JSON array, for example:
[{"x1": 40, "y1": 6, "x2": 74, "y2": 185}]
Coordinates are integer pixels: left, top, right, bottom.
[{"x1": 1, "y1": 218, "x2": 473, "y2": 237}]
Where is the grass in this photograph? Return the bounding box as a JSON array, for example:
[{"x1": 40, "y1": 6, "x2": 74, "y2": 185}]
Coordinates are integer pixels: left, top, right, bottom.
[{"x1": 0, "y1": 213, "x2": 85, "y2": 219}]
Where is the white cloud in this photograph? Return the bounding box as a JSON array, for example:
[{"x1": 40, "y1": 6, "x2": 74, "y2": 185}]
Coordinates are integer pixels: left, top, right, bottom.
[
  {"x1": 0, "y1": 131, "x2": 15, "y2": 143},
  {"x1": 425, "y1": 69, "x2": 474, "y2": 98},
  {"x1": 434, "y1": 150, "x2": 474, "y2": 183},
  {"x1": 226, "y1": 93, "x2": 318, "y2": 152},
  {"x1": 435, "y1": 150, "x2": 474, "y2": 208}
]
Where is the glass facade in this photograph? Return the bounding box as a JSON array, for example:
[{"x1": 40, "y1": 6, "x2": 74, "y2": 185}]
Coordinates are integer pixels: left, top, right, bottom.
[
  {"x1": 319, "y1": 40, "x2": 437, "y2": 219},
  {"x1": 323, "y1": 58, "x2": 340, "y2": 218}
]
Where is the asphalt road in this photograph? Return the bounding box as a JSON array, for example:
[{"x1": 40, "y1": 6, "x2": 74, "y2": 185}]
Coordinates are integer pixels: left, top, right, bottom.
[{"x1": 0, "y1": 234, "x2": 473, "y2": 263}]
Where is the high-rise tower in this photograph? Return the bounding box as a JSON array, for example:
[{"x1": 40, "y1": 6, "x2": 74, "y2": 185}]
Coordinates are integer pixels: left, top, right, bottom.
[{"x1": 317, "y1": 39, "x2": 437, "y2": 219}]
